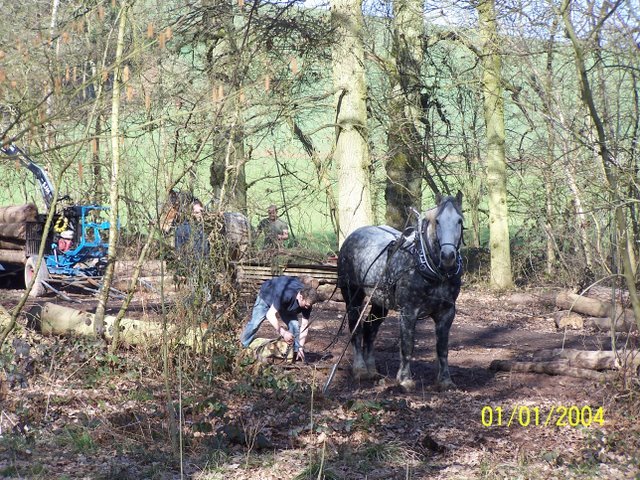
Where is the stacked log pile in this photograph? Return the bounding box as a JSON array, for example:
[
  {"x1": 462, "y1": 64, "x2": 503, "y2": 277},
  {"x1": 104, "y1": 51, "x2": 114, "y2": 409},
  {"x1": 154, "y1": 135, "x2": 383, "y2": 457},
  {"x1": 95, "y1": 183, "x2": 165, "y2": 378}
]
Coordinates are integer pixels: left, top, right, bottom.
[
  {"x1": 491, "y1": 289, "x2": 639, "y2": 381},
  {"x1": 554, "y1": 291, "x2": 637, "y2": 332},
  {"x1": 0, "y1": 204, "x2": 38, "y2": 264}
]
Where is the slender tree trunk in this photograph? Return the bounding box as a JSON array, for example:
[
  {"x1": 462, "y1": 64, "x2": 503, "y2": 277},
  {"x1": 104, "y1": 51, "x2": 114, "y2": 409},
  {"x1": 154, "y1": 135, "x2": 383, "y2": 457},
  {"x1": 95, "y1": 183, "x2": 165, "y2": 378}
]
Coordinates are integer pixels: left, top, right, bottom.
[
  {"x1": 206, "y1": 0, "x2": 247, "y2": 213},
  {"x1": 385, "y1": 0, "x2": 424, "y2": 229},
  {"x1": 477, "y1": 0, "x2": 513, "y2": 289},
  {"x1": 92, "y1": 115, "x2": 103, "y2": 204},
  {"x1": 331, "y1": 0, "x2": 373, "y2": 244},
  {"x1": 561, "y1": 139, "x2": 593, "y2": 269},
  {"x1": 561, "y1": 0, "x2": 640, "y2": 331},
  {"x1": 94, "y1": 2, "x2": 128, "y2": 335}
]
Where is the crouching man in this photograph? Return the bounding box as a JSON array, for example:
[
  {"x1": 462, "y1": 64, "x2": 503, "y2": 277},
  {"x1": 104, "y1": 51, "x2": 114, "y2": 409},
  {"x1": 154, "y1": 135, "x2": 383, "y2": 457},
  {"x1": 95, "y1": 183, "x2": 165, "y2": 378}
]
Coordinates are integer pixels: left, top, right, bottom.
[{"x1": 240, "y1": 276, "x2": 319, "y2": 362}]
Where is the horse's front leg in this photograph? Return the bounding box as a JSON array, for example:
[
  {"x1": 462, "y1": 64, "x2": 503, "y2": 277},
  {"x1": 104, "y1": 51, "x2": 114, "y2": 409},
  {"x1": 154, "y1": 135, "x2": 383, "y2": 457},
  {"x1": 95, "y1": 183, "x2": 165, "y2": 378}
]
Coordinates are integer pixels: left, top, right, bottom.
[
  {"x1": 396, "y1": 309, "x2": 418, "y2": 391},
  {"x1": 433, "y1": 306, "x2": 456, "y2": 389}
]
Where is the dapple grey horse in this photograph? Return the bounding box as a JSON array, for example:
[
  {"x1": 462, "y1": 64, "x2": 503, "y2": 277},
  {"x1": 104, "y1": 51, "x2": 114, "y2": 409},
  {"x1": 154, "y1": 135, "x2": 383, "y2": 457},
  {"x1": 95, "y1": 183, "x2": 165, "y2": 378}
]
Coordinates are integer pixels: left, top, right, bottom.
[{"x1": 338, "y1": 192, "x2": 464, "y2": 390}]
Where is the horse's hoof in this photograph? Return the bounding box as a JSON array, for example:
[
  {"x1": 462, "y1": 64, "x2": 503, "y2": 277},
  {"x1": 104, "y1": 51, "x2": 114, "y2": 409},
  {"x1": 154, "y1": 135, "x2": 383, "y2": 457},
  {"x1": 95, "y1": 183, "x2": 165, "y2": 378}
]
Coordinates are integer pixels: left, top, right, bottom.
[
  {"x1": 436, "y1": 379, "x2": 457, "y2": 391},
  {"x1": 353, "y1": 367, "x2": 375, "y2": 380},
  {"x1": 399, "y1": 379, "x2": 416, "y2": 392}
]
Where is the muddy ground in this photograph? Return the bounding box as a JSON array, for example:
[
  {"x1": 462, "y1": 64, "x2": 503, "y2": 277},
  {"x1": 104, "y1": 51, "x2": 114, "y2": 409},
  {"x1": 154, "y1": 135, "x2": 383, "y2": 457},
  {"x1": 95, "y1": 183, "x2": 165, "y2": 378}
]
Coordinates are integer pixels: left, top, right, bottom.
[{"x1": 0, "y1": 274, "x2": 638, "y2": 479}]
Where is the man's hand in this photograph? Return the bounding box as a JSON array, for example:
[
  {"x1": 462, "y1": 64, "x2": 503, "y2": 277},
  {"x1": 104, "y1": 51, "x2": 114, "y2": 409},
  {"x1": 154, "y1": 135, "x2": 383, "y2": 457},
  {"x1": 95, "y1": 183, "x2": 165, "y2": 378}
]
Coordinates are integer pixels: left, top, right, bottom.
[
  {"x1": 280, "y1": 328, "x2": 294, "y2": 345},
  {"x1": 296, "y1": 347, "x2": 306, "y2": 363}
]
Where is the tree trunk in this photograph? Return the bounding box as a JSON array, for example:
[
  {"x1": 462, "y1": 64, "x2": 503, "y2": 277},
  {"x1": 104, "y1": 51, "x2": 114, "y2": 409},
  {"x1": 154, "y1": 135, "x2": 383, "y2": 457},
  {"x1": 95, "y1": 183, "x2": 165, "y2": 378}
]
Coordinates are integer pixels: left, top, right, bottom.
[
  {"x1": 561, "y1": 0, "x2": 640, "y2": 333},
  {"x1": 331, "y1": 0, "x2": 373, "y2": 244},
  {"x1": 477, "y1": 0, "x2": 513, "y2": 290},
  {"x1": 385, "y1": 0, "x2": 424, "y2": 229},
  {"x1": 94, "y1": 2, "x2": 128, "y2": 336},
  {"x1": 206, "y1": 0, "x2": 248, "y2": 213}
]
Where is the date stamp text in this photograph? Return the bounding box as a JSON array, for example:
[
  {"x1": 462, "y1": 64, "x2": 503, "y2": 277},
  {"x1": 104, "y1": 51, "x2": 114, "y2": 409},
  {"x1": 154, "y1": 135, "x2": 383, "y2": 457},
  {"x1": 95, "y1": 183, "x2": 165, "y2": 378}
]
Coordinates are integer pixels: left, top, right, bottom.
[{"x1": 481, "y1": 405, "x2": 604, "y2": 428}]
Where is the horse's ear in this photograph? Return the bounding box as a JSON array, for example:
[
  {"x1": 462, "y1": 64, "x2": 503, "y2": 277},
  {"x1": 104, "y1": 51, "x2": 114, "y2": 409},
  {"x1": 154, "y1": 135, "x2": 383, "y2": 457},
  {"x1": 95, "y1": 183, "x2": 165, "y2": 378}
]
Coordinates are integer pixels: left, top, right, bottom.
[
  {"x1": 455, "y1": 190, "x2": 463, "y2": 206},
  {"x1": 435, "y1": 192, "x2": 442, "y2": 205}
]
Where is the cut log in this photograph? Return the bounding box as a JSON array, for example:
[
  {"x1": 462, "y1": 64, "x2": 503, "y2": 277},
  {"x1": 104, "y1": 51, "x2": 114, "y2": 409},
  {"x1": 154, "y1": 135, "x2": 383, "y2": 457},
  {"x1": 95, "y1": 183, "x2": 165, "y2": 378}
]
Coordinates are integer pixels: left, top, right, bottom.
[
  {"x1": 552, "y1": 310, "x2": 583, "y2": 329},
  {"x1": 490, "y1": 359, "x2": 607, "y2": 381},
  {"x1": 556, "y1": 291, "x2": 636, "y2": 325},
  {"x1": 0, "y1": 238, "x2": 25, "y2": 250},
  {"x1": 584, "y1": 316, "x2": 637, "y2": 332},
  {"x1": 0, "y1": 204, "x2": 38, "y2": 223},
  {"x1": 0, "y1": 248, "x2": 26, "y2": 264},
  {"x1": 317, "y1": 284, "x2": 342, "y2": 302},
  {"x1": 27, "y1": 302, "x2": 214, "y2": 350},
  {"x1": 533, "y1": 348, "x2": 640, "y2": 371},
  {"x1": 0, "y1": 223, "x2": 28, "y2": 241},
  {"x1": 556, "y1": 291, "x2": 609, "y2": 317}
]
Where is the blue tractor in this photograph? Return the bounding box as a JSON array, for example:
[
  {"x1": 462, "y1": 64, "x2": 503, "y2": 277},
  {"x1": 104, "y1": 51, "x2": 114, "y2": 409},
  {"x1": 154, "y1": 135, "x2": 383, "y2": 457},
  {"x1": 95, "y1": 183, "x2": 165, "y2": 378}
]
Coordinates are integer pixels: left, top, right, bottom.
[{"x1": 1, "y1": 144, "x2": 112, "y2": 297}]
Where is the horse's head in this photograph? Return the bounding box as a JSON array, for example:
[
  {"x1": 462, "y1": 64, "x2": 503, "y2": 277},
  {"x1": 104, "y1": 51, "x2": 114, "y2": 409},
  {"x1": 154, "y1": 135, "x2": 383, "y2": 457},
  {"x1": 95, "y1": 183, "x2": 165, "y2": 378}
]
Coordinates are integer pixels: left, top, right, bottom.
[{"x1": 420, "y1": 191, "x2": 463, "y2": 272}]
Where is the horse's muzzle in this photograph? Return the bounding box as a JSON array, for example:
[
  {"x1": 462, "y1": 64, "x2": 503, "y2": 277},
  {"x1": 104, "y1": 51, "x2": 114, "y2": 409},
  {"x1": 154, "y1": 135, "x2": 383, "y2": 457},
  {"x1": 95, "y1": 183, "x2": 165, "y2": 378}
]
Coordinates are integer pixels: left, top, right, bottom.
[{"x1": 440, "y1": 246, "x2": 458, "y2": 268}]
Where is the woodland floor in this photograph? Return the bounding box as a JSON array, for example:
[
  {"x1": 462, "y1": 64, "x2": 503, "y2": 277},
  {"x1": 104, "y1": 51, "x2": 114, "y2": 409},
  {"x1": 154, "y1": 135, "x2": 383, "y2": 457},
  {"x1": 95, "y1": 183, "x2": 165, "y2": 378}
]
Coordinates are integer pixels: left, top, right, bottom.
[{"x1": 0, "y1": 271, "x2": 639, "y2": 479}]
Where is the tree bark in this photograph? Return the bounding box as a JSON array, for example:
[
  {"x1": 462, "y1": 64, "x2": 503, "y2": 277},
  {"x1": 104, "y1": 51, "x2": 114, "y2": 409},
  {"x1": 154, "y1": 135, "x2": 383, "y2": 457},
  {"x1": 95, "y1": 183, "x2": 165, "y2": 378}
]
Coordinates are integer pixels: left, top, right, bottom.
[
  {"x1": 331, "y1": 0, "x2": 373, "y2": 244},
  {"x1": 584, "y1": 317, "x2": 637, "y2": 332},
  {"x1": 477, "y1": 0, "x2": 513, "y2": 289},
  {"x1": 385, "y1": 0, "x2": 424, "y2": 229}
]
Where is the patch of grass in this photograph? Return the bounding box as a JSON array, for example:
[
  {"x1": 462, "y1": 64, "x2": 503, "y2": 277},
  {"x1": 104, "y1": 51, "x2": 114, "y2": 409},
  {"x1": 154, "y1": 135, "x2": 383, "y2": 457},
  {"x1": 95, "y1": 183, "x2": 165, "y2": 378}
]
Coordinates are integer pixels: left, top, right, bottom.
[
  {"x1": 201, "y1": 449, "x2": 232, "y2": 472},
  {"x1": 0, "y1": 433, "x2": 29, "y2": 452},
  {"x1": 126, "y1": 388, "x2": 154, "y2": 402},
  {"x1": 0, "y1": 465, "x2": 19, "y2": 477},
  {"x1": 293, "y1": 442, "x2": 340, "y2": 480},
  {"x1": 293, "y1": 460, "x2": 341, "y2": 480},
  {"x1": 346, "y1": 399, "x2": 384, "y2": 431},
  {"x1": 58, "y1": 426, "x2": 97, "y2": 453},
  {"x1": 0, "y1": 462, "x2": 49, "y2": 479}
]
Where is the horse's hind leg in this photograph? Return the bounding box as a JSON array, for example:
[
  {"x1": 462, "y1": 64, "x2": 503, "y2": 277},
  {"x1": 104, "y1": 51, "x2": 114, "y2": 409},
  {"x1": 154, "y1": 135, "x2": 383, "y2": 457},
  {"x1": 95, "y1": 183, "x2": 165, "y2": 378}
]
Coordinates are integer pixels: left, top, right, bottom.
[
  {"x1": 362, "y1": 303, "x2": 386, "y2": 379},
  {"x1": 342, "y1": 287, "x2": 368, "y2": 380}
]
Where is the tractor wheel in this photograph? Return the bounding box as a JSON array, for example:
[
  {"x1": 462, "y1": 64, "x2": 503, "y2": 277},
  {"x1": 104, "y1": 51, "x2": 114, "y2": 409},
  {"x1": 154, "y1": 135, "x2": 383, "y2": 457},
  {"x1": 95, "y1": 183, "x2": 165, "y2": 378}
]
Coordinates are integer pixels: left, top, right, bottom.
[{"x1": 24, "y1": 256, "x2": 49, "y2": 297}]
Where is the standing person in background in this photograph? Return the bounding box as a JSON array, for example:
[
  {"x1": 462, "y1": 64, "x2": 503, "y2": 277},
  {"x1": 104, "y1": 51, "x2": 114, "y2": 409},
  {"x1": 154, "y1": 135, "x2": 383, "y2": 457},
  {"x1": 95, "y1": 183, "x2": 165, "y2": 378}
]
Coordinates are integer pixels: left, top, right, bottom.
[
  {"x1": 257, "y1": 204, "x2": 289, "y2": 249},
  {"x1": 175, "y1": 199, "x2": 209, "y2": 261}
]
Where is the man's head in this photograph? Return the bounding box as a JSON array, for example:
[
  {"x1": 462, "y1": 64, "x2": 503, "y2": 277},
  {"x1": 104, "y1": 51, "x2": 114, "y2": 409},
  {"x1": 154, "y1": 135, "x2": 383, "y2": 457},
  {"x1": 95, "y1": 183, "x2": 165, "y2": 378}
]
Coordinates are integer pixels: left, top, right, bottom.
[
  {"x1": 267, "y1": 204, "x2": 277, "y2": 221},
  {"x1": 192, "y1": 200, "x2": 205, "y2": 220},
  {"x1": 297, "y1": 286, "x2": 319, "y2": 309}
]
